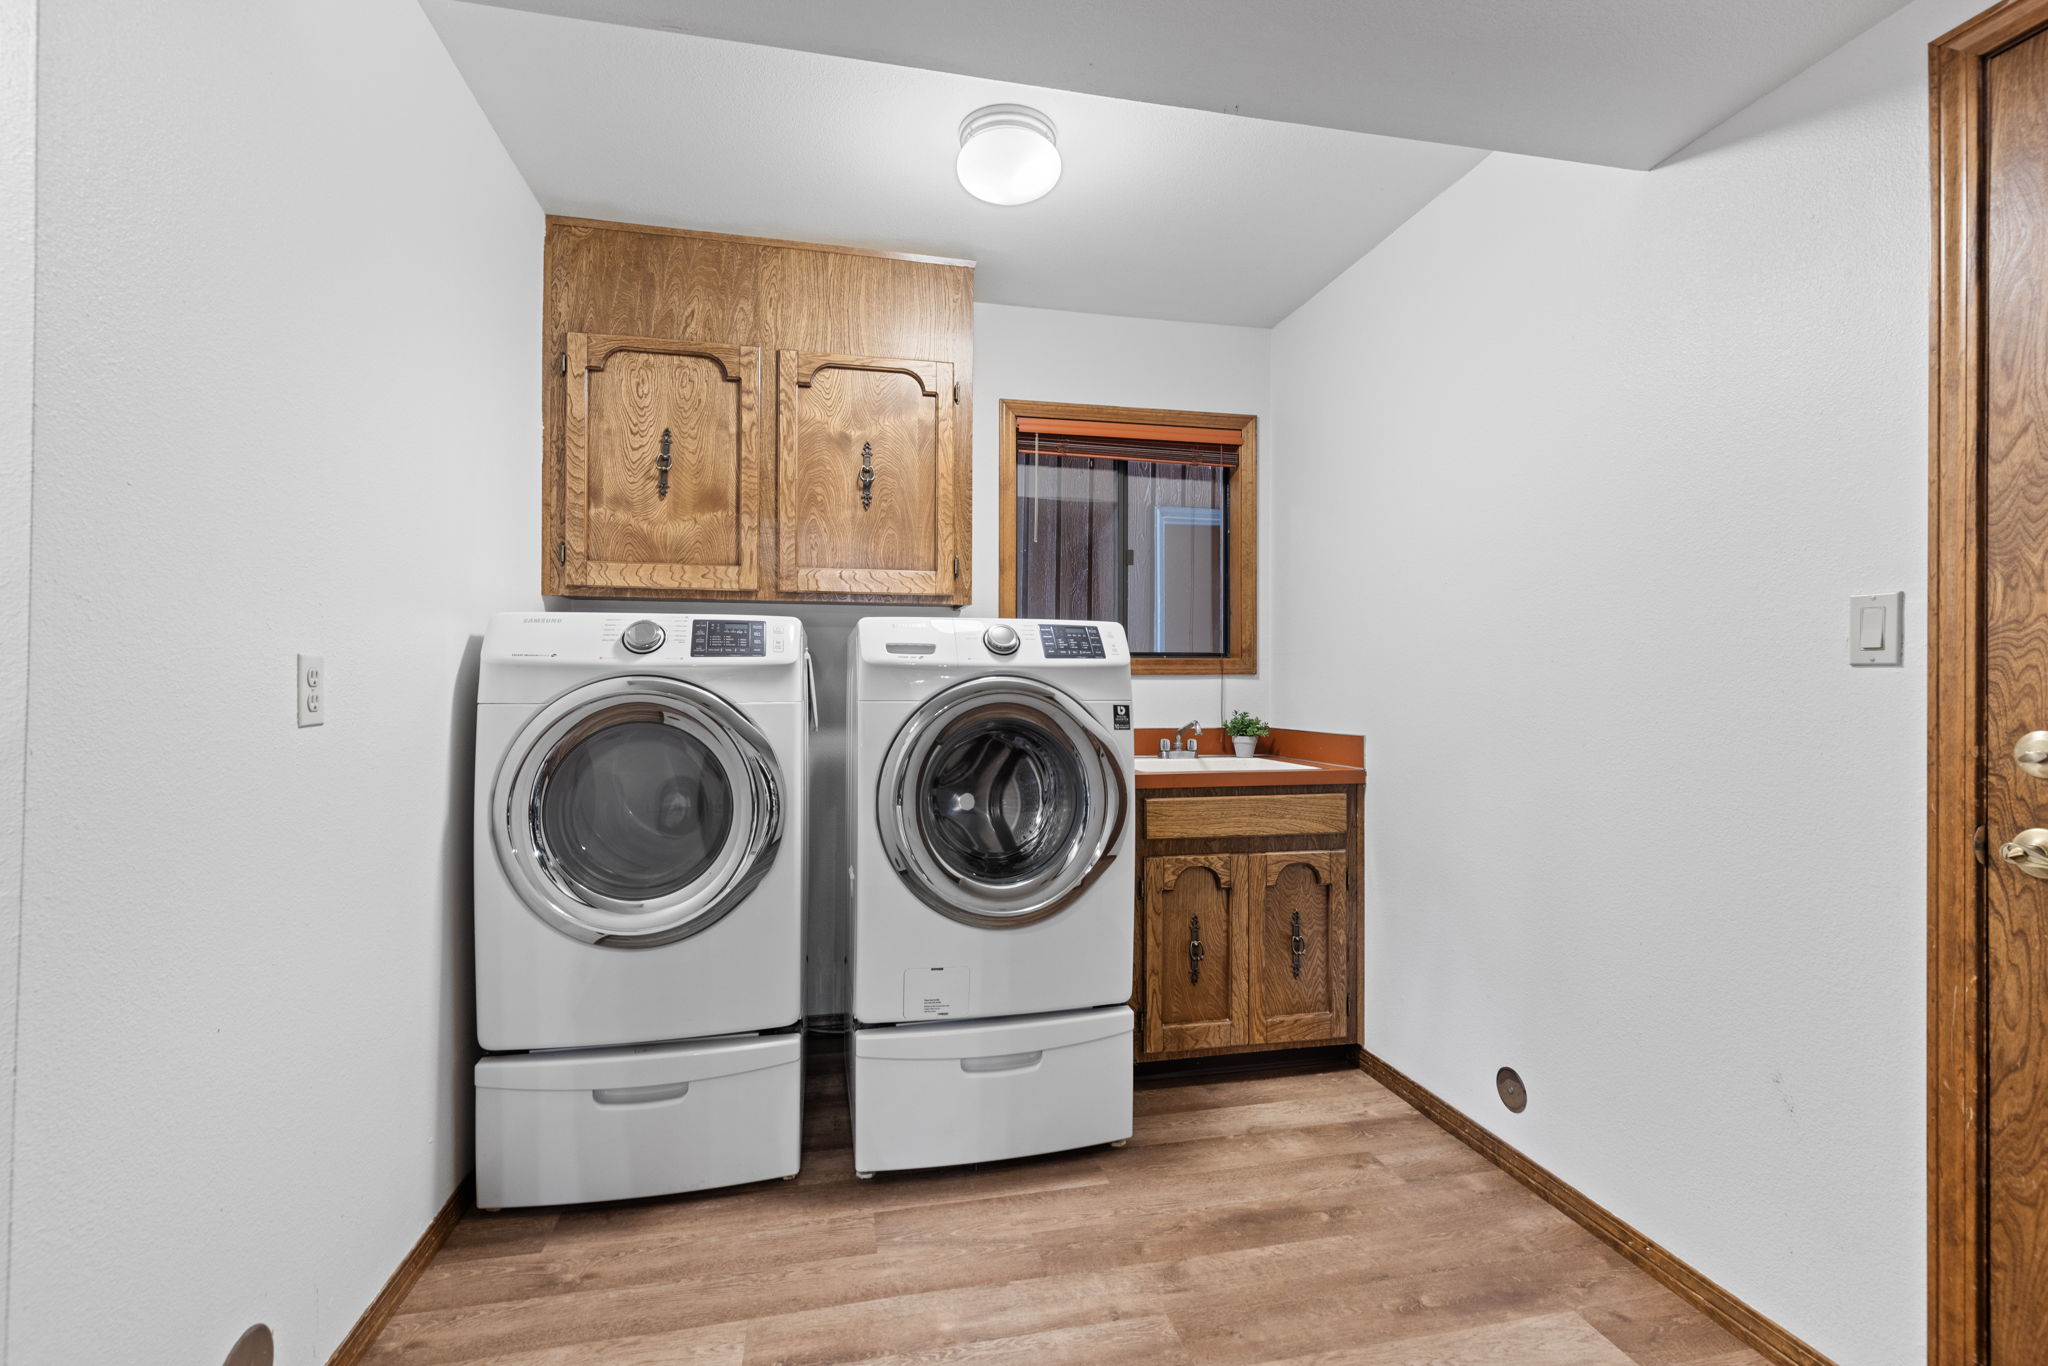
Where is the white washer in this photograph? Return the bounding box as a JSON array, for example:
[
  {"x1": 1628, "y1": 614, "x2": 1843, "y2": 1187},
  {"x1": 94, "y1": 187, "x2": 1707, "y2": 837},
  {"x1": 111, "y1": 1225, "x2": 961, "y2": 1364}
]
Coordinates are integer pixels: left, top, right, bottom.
[
  {"x1": 846, "y1": 617, "x2": 1136, "y2": 1175},
  {"x1": 473, "y1": 610, "x2": 808, "y2": 1207}
]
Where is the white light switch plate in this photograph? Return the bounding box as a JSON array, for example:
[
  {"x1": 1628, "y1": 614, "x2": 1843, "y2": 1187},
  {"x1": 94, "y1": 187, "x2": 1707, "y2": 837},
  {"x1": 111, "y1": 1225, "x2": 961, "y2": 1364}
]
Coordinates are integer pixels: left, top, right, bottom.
[
  {"x1": 297, "y1": 653, "x2": 325, "y2": 726},
  {"x1": 1849, "y1": 593, "x2": 1903, "y2": 666}
]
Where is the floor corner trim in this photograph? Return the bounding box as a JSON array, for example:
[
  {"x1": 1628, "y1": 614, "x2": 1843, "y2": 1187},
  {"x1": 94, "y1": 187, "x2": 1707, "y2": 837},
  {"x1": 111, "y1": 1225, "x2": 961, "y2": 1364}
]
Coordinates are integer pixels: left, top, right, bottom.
[
  {"x1": 1355, "y1": 1049, "x2": 1837, "y2": 1366},
  {"x1": 323, "y1": 1184, "x2": 464, "y2": 1366}
]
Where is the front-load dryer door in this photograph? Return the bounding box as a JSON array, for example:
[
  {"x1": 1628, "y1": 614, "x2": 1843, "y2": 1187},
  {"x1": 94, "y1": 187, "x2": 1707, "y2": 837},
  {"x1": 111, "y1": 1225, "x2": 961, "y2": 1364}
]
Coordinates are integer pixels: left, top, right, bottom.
[
  {"x1": 493, "y1": 677, "x2": 782, "y2": 947},
  {"x1": 878, "y1": 675, "x2": 1128, "y2": 928}
]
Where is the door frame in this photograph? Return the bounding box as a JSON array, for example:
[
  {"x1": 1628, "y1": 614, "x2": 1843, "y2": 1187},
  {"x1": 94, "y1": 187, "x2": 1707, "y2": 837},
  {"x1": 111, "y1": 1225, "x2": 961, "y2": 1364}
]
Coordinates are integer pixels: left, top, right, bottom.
[{"x1": 1929, "y1": 5, "x2": 2048, "y2": 1362}]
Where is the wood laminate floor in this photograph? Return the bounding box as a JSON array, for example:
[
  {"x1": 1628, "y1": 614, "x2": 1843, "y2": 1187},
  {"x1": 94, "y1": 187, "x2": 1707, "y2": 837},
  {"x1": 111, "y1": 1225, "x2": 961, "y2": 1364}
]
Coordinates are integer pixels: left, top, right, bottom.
[{"x1": 363, "y1": 1057, "x2": 1767, "y2": 1366}]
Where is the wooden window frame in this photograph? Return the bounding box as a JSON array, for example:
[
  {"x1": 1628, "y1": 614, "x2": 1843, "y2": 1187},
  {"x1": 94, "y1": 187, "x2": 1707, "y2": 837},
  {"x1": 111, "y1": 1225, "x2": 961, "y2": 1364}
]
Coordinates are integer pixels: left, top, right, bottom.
[
  {"x1": 1929, "y1": 4, "x2": 2048, "y2": 1363},
  {"x1": 998, "y1": 398, "x2": 1258, "y2": 676}
]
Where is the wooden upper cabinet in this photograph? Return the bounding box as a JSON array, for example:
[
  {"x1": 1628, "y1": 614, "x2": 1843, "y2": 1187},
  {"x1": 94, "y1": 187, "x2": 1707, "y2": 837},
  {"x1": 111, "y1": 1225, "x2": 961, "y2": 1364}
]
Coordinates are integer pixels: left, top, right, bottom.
[
  {"x1": 1247, "y1": 850, "x2": 1350, "y2": 1045},
  {"x1": 776, "y1": 351, "x2": 959, "y2": 596},
  {"x1": 1141, "y1": 854, "x2": 1245, "y2": 1054},
  {"x1": 543, "y1": 219, "x2": 974, "y2": 603},
  {"x1": 562, "y1": 333, "x2": 761, "y2": 594}
]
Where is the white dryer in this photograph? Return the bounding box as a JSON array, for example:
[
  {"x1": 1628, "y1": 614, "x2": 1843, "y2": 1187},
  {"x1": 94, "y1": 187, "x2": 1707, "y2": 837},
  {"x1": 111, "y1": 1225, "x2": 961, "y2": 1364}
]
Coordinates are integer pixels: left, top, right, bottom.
[
  {"x1": 846, "y1": 617, "x2": 1136, "y2": 1175},
  {"x1": 473, "y1": 611, "x2": 808, "y2": 1207}
]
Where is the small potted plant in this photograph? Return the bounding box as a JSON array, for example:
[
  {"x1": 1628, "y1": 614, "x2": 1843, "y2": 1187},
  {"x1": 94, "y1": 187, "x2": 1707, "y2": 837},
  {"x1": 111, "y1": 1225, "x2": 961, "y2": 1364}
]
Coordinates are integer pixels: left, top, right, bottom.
[{"x1": 1224, "y1": 710, "x2": 1270, "y2": 758}]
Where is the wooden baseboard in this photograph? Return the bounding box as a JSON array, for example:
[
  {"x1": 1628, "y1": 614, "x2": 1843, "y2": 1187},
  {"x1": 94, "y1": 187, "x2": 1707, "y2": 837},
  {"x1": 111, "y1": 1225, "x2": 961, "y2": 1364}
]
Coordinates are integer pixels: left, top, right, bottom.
[
  {"x1": 324, "y1": 1186, "x2": 463, "y2": 1366},
  {"x1": 1356, "y1": 1049, "x2": 1837, "y2": 1366}
]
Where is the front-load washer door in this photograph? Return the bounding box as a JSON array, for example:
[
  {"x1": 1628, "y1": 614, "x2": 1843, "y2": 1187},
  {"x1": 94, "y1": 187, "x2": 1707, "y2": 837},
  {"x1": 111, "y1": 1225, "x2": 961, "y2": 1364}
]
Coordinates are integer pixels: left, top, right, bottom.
[
  {"x1": 878, "y1": 675, "x2": 1128, "y2": 928},
  {"x1": 493, "y1": 677, "x2": 782, "y2": 947}
]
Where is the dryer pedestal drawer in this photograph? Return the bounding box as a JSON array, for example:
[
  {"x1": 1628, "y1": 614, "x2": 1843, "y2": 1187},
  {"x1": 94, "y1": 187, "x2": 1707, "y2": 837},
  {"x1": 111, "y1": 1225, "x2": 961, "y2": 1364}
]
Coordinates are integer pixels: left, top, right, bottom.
[
  {"x1": 476, "y1": 1032, "x2": 801, "y2": 1209},
  {"x1": 851, "y1": 1006, "x2": 1133, "y2": 1175}
]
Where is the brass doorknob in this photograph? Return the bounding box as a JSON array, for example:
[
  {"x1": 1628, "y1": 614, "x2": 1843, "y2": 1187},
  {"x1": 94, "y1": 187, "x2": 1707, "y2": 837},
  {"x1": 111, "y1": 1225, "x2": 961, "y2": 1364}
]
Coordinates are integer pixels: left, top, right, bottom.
[
  {"x1": 2001, "y1": 828, "x2": 2048, "y2": 879},
  {"x1": 2017, "y1": 732, "x2": 2048, "y2": 779}
]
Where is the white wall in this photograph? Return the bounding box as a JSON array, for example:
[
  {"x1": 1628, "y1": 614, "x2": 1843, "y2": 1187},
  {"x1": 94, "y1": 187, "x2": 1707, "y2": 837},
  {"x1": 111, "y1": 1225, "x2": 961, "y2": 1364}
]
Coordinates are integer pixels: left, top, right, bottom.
[
  {"x1": 14, "y1": 2, "x2": 541, "y2": 1363},
  {"x1": 0, "y1": 0, "x2": 33, "y2": 1357},
  {"x1": 1268, "y1": 1, "x2": 1970, "y2": 1360}
]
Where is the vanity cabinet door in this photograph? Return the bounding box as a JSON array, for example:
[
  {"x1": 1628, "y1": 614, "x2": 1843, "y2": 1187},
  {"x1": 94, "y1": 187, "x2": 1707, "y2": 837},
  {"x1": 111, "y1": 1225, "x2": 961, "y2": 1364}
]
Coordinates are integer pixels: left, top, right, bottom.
[
  {"x1": 561, "y1": 333, "x2": 762, "y2": 594},
  {"x1": 1246, "y1": 850, "x2": 1350, "y2": 1044},
  {"x1": 1140, "y1": 854, "x2": 1246, "y2": 1054},
  {"x1": 775, "y1": 350, "x2": 960, "y2": 597}
]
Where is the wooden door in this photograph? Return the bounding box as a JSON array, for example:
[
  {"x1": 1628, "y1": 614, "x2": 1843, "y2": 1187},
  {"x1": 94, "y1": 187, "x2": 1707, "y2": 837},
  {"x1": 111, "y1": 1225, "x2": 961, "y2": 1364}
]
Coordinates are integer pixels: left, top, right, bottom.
[
  {"x1": 1984, "y1": 24, "x2": 2048, "y2": 1360},
  {"x1": 1245, "y1": 850, "x2": 1349, "y2": 1044},
  {"x1": 1141, "y1": 854, "x2": 1244, "y2": 1053},
  {"x1": 562, "y1": 333, "x2": 761, "y2": 594},
  {"x1": 775, "y1": 351, "x2": 958, "y2": 596}
]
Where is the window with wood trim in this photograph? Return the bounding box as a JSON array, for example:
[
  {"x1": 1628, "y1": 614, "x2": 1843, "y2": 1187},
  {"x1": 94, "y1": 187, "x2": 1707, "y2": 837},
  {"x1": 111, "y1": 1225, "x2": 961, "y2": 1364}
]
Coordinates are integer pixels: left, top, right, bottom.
[{"x1": 999, "y1": 400, "x2": 1257, "y2": 675}]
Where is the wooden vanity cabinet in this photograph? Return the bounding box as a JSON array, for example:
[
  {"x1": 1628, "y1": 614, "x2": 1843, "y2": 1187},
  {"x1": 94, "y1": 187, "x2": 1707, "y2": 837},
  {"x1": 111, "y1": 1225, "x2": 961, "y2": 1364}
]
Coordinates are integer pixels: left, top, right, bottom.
[
  {"x1": 1134, "y1": 786, "x2": 1361, "y2": 1062},
  {"x1": 1246, "y1": 849, "x2": 1350, "y2": 1044},
  {"x1": 543, "y1": 217, "x2": 973, "y2": 604},
  {"x1": 1142, "y1": 854, "x2": 1243, "y2": 1053}
]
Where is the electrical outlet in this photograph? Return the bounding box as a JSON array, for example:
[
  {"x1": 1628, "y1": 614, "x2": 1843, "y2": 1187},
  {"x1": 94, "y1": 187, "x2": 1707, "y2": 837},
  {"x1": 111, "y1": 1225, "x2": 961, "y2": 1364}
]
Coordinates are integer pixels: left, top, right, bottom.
[{"x1": 297, "y1": 654, "x2": 324, "y2": 727}]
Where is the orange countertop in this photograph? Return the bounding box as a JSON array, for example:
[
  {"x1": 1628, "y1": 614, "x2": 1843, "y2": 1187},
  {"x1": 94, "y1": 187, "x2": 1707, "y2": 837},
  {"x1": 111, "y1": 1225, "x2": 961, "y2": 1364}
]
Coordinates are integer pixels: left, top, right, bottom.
[{"x1": 1131, "y1": 727, "x2": 1366, "y2": 790}]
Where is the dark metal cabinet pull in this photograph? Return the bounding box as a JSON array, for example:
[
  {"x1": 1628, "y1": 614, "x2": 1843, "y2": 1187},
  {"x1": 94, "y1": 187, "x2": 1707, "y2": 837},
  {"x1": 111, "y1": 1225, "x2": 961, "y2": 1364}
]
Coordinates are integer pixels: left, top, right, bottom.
[
  {"x1": 859, "y1": 440, "x2": 875, "y2": 510},
  {"x1": 657, "y1": 428, "x2": 673, "y2": 500},
  {"x1": 1290, "y1": 911, "x2": 1306, "y2": 978},
  {"x1": 1188, "y1": 914, "x2": 1206, "y2": 984}
]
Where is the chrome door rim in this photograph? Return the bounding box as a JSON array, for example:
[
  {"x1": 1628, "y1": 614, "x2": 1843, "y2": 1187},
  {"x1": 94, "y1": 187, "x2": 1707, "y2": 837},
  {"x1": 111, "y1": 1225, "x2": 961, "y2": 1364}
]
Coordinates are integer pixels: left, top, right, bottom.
[
  {"x1": 878, "y1": 674, "x2": 1127, "y2": 929},
  {"x1": 493, "y1": 677, "x2": 782, "y2": 947}
]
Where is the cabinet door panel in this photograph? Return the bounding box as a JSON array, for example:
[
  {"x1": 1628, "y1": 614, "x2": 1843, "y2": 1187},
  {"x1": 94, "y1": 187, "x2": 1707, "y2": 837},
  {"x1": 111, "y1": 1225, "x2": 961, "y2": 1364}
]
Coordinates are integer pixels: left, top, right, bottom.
[
  {"x1": 1142, "y1": 854, "x2": 1245, "y2": 1054},
  {"x1": 563, "y1": 333, "x2": 760, "y2": 593},
  {"x1": 776, "y1": 351, "x2": 957, "y2": 596},
  {"x1": 1247, "y1": 850, "x2": 1350, "y2": 1044}
]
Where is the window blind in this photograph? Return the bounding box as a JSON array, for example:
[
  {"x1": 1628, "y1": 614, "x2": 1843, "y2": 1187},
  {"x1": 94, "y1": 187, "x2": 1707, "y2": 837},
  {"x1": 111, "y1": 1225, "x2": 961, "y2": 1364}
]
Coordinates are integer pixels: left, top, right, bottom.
[{"x1": 1014, "y1": 416, "x2": 1240, "y2": 468}]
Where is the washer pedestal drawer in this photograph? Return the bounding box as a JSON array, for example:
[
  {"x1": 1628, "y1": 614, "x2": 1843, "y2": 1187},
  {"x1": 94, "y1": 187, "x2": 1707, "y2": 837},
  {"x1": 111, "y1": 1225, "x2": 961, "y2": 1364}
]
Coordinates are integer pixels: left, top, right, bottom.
[
  {"x1": 851, "y1": 1006, "x2": 1133, "y2": 1175},
  {"x1": 476, "y1": 1032, "x2": 801, "y2": 1208}
]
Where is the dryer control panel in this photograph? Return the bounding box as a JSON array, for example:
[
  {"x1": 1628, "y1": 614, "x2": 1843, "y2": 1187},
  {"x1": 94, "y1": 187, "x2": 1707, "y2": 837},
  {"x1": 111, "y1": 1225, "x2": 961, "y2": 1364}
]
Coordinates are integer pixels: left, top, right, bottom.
[
  {"x1": 593, "y1": 614, "x2": 793, "y2": 663},
  {"x1": 478, "y1": 612, "x2": 807, "y2": 707},
  {"x1": 480, "y1": 613, "x2": 799, "y2": 666},
  {"x1": 690, "y1": 619, "x2": 767, "y2": 657}
]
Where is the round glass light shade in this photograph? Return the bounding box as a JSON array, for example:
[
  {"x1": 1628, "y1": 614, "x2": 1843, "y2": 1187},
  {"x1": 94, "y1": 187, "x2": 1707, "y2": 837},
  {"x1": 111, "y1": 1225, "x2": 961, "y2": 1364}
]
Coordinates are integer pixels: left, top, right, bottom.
[{"x1": 956, "y1": 105, "x2": 1061, "y2": 206}]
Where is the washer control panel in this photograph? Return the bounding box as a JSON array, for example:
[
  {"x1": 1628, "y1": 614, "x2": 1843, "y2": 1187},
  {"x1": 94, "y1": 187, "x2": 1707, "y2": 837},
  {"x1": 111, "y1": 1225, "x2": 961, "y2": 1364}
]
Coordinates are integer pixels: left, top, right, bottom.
[
  {"x1": 1038, "y1": 623, "x2": 1106, "y2": 659},
  {"x1": 690, "y1": 618, "x2": 767, "y2": 657}
]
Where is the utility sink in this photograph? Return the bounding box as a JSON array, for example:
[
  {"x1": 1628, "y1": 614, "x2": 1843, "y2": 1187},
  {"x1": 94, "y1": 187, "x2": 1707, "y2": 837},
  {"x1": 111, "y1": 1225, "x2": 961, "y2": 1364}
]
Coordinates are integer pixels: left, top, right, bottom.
[{"x1": 1133, "y1": 756, "x2": 1317, "y2": 774}]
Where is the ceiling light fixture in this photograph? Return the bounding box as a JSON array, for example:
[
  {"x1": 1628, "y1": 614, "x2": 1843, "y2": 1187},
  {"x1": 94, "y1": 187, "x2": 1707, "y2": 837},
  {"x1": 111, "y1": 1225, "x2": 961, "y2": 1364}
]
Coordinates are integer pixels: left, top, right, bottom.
[{"x1": 956, "y1": 104, "x2": 1061, "y2": 206}]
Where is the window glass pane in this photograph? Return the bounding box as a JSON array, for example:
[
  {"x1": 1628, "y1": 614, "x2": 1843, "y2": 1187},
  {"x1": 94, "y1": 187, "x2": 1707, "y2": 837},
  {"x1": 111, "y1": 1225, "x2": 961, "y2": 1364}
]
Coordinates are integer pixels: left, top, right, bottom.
[
  {"x1": 1014, "y1": 447, "x2": 1228, "y2": 657},
  {"x1": 1125, "y1": 461, "x2": 1225, "y2": 655},
  {"x1": 1016, "y1": 449, "x2": 1121, "y2": 623}
]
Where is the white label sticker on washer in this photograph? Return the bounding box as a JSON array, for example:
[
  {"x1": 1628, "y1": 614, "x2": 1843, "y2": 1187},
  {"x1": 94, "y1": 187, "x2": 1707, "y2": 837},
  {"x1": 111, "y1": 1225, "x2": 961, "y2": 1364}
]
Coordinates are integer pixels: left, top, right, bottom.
[{"x1": 904, "y1": 966, "x2": 969, "y2": 1019}]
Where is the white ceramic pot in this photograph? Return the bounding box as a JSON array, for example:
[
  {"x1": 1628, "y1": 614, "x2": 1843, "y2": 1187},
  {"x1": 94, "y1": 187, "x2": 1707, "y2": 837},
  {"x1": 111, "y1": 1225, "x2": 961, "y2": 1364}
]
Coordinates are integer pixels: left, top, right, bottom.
[{"x1": 1231, "y1": 736, "x2": 1258, "y2": 758}]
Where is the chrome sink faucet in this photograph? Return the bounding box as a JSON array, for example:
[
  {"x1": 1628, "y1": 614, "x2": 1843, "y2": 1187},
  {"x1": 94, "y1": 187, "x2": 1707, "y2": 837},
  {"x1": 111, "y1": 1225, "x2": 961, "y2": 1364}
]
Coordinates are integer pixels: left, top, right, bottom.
[{"x1": 1160, "y1": 719, "x2": 1203, "y2": 757}]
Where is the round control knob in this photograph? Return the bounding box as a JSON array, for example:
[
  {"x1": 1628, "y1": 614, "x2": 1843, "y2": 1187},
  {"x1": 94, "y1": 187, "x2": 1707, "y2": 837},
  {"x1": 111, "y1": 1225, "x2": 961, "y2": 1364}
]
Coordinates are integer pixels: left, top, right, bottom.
[
  {"x1": 620, "y1": 620, "x2": 666, "y2": 655},
  {"x1": 984, "y1": 623, "x2": 1021, "y2": 656}
]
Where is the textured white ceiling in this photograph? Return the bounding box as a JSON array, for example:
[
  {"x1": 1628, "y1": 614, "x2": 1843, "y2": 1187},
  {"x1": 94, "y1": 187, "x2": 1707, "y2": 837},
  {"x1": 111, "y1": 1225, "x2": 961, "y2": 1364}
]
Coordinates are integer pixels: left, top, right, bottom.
[
  {"x1": 423, "y1": 0, "x2": 1489, "y2": 326},
  {"x1": 451, "y1": 0, "x2": 1915, "y2": 171}
]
